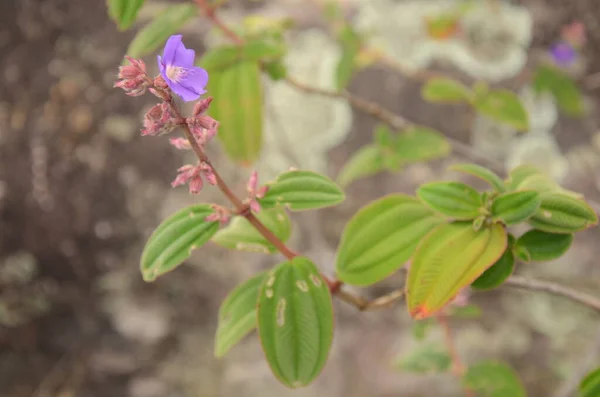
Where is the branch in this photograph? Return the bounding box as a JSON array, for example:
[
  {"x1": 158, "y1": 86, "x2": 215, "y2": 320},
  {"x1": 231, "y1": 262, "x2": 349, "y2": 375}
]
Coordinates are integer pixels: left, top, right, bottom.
[{"x1": 437, "y1": 315, "x2": 475, "y2": 397}]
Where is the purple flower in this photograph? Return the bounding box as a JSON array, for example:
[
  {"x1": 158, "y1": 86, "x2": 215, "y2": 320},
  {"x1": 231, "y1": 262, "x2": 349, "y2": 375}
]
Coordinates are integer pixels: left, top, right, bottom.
[
  {"x1": 158, "y1": 35, "x2": 208, "y2": 102},
  {"x1": 550, "y1": 41, "x2": 577, "y2": 67}
]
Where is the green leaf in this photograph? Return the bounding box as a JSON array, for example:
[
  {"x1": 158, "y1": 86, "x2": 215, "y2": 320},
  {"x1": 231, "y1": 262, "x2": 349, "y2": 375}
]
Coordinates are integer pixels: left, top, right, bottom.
[
  {"x1": 257, "y1": 257, "x2": 333, "y2": 389},
  {"x1": 471, "y1": 244, "x2": 515, "y2": 290},
  {"x1": 474, "y1": 89, "x2": 529, "y2": 131},
  {"x1": 528, "y1": 193, "x2": 598, "y2": 234},
  {"x1": 417, "y1": 182, "x2": 483, "y2": 220},
  {"x1": 491, "y1": 191, "x2": 541, "y2": 226},
  {"x1": 126, "y1": 4, "x2": 197, "y2": 58},
  {"x1": 447, "y1": 304, "x2": 483, "y2": 318},
  {"x1": 215, "y1": 271, "x2": 266, "y2": 357},
  {"x1": 515, "y1": 229, "x2": 573, "y2": 263},
  {"x1": 406, "y1": 222, "x2": 507, "y2": 319},
  {"x1": 259, "y1": 170, "x2": 345, "y2": 211},
  {"x1": 393, "y1": 344, "x2": 451, "y2": 374},
  {"x1": 242, "y1": 39, "x2": 286, "y2": 63},
  {"x1": 422, "y1": 77, "x2": 472, "y2": 103},
  {"x1": 506, "y1": 165, "x2": 583, "y2": 199},
  {"x1": 449, "y1": 163, "x2": 506, "y2": 192},
  {"x1": 412, "y1": 319, "x2": 434, "y2": 340},
  {"x1": 374, "y1": 124, "x2": 396, "y2": 149},
  {"x1": 208, "y1": 60, "x2": 263, "y2": 164},
  {"x1": 263, "y1": 60, "x2": 287, "y2": 81},
  {"x1": 140, "y1": 204, "x2": 219, "y2": 282},
  {"x1": 212, "y1": 208, "x2": 292, "y2": 253},
  {"x1": 534, "y1": 64, "x2": 584, "y2": 117},
  {"x1": 199, "y1": 46, "x2": 242, "y2": 71},
  {"x1": 337, "y1": 145, "x2": 385, "y2": 188},
  {"x1": 108, "y1": 0, "x2": 145, "y2": 30},
  {"x1": 336, "y1": 195, "x2": 444, "y2": 286},
  {"x1": 463, "y1": 361, "x2": 526, "y2": 397},
  {"x1": 580, "y1": 367, "x2": 600, "y2": 397},
  {"x1": 335, "y1": 25, "x2": 361, "y2": 90},
  {"x1": 395, "y1": 126, "x2": 451, "y2": 163}
]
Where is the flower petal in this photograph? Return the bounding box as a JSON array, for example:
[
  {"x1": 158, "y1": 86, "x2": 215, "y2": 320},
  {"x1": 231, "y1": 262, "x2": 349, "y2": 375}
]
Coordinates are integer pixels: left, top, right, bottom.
[
  {"x1": 163, "y1": 34, "x2": 183, "y2": 65},
  {"x1": 174, "y1": 44, "x2": 196, "y2": 68},
  {"x1": 169, "y1": 80, "x2": 203, "y2": 102},
  {"x1": 181, "y1": 67, "x2": 208, "y2": 92}
]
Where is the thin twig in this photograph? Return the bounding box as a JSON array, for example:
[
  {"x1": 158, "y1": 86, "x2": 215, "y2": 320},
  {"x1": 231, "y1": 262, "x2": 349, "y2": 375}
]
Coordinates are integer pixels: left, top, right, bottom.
[{"x1": 437, "y1": 314, "x2": 476, "y2": 397}]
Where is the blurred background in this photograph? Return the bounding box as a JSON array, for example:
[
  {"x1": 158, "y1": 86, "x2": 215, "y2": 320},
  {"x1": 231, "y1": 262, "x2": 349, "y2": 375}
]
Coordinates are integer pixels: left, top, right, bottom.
[{"x1": 1, "y1": 0, "x2": 600, "y2": 396}]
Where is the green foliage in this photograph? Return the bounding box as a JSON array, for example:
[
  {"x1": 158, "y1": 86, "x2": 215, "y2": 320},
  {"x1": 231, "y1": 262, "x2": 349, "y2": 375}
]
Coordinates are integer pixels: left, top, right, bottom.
[
  {"x1": 395, "y1": 126, "x2": 451, "y2": 162},
  {"x1": 257, "y1": 257, "x2": 333, "y2": 388},
  {"x1": 491, "y1": 191, "x2": 541, "y2": 226},
  {"x1": 259, "y1": 170, "x2": 345, "y2": 211},
  {"x1": 471, "y1": 236, "x2": 515, "y2": 290},
  {"x1": 212, "y1": 208, "x2": 292, "y2": 253},
  {"x1": 417, "y1": 181, "x2": 483, "y2": 220},
  {"x1": 528, "y1": 193, "x2": 598, "y2": 234},
  {"x1": 126, "y1": 4, "x2": 197, "y2": 58},
  {"x1": 463, "y1": 361, "x2": 526, "y2": 397},
  {"x1": 107, "y1": 0, "x2": 145, "y2": 30},
  {"x1": 215, "y1": 271, "x2": 266, "y2": 357},
  {"x1": 473, "y1": 89, "x2": 529, "y2": 131},
  {"x1": 263, "y1": 59, "x2": 287, "y2": 80},
  {"x1": 206, "y1": 60, "x2": 263, "y2": 164},
  {"x1": 580, "y1": 367, "x2": 600, "y2": 397},
  {"x1": 534, "y1": 64, "x2": 584, "y2": 117},
  {"x1": 450, "y1": 163, "x2": 506, "y2": 192},
  {"x1": 336, "y1": 195, "x2": 444, "y2": 286},
  {"x1": 406, "y1": 222, "x2": 507, "y2": 319},
  {"x1": 506, "y1": 165, "x2": 582, "y2": 199},
  {"x1": 335, "y1": 25, "x2": 361, "y2": 90},
  {"x1": 412, "y1": 319, "x2": 434, "y2": 340},
  {"x1": 421, "y1": 77, "x2": 472, "y2": 103},
  {"x1": 393, "y1": 344, "x2": 451, "y2": 374},
  {"x1": 514, "y1": 229, "x2": 573, "y2": 263},
  {"x1": 336, "y1": 145, "x2": 385, "y2": 188},
  {"x1": 140, "y1": 204, "x2": 219, "y2": 282}
]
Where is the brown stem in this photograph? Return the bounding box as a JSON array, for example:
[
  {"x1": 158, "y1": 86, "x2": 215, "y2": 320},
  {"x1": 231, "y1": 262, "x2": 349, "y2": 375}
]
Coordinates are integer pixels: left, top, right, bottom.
[
  {"x1": 195, "y1": 0, "x2": 243, "y2": 45},
  {"x1": 437, "y1": 314, "x2": 475, "y2": 397}
]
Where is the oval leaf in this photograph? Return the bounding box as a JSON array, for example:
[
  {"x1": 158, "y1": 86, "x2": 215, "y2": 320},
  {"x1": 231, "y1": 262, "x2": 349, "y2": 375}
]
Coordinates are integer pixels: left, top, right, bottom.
[
  {"x1": 580, "y1": 367, "x2": 600, "y2": 397},
  {"x1": 108, "y1": 0, "x2": 145, "y2": 30},
  {"x1": 417, "y1": 182, "x2": 483, "y2": 220},
  {"x1": 534, "y1": 64, "x2": 584, "y2": 117},
  {"x1": 215, "y1": 271, "x2": 267, "y2": 357},
  {"x1": 515, "y1": 229, "x2": 573, "y2": 263},
  {"x1": 463, "y1": 361, "x2": 526, "y2": 397},
  {"x1": 422, "y1": 77, "x2": 472, "y2": 103},
  {"x1": 199, "y1": 45, "x2": 242, "y2": 71},
  {"x1": 528, "y1": 193, "x2": 598, "y2": 234},
  {"x1": 335, "y1": 25, "x2": 360, "y2": 90},
  {"x1": 126, "y1": 4, "x2": 197, "y2": 58},
  {"x1": 449, "y1": 163, "x2": 506, "y2": 192},
  {"x1": 471, "y1": 243, "x2": 515, "y2": 290},
  {"x1": 257, "y1": 257, "x2": 333, "y2": 389},
  {"x1": 395, "y1": 126, "x2": 451, "y2": 163},
  {"x1": 406, "y1": 222, "x2": 507, "y2": 319},
  {"x1": 336, "y1": 195, "x2": 445, "y2": 286},
  {"x1": 337, "y1": 145, "x2": 385, "y2": 187},
  {"x1": 140, "y1": 204, "x2": 219, "y2": 282},
  {"x1": 259, "y1": 170, "x2": 345, "y2": 211},
  {"x1": 474, "y1": 89, "x2": 529, "y2": 131},
  {"x1": 491, "y1": 190, "x2": 541, "y2": 225},
  {"x1": 212, "y1": 208, "x2": 292, "y2": 253},
  {"x1": 393, "y1": 344, "x2": 451, "y2": 374}
]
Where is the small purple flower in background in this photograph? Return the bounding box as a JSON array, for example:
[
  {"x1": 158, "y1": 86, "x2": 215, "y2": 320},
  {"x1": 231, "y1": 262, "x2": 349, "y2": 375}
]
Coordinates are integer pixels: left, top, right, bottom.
[
  {"x1": 158, "y1": 35, "x2": 209, "y2": 102},
  {"x1": 550, "y1": 41, "x2": 577, "y2": 67}
]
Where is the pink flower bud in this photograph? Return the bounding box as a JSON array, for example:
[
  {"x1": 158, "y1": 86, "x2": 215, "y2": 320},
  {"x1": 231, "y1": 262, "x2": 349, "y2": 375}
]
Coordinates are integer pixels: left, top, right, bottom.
[
  {"x1": 187, "y1": 115, "x2": 218, "y2": 132},
  {"x1": 114, "y1": 57, "x2": 150, "y2": 97},
  {"x1": 141, "y1": 103, "x2": 176, "y2": 136},
  {"x1": 189, "y1": 176, "x2": 203, "y2": 194},
  {"x1": 200, "y1": 162, "x2": 217, "y2": 185},
  {"x1": 247, "y1": 170, "x2": 258, "y2": 193},
  {"x1": 154, "y1": 75, "x2": 169, "y2": 89},
  {"x1": 255, "y1": 185, "x2": 268, "y2": 199},
  {"x1": 205, "y1": 204, "x2": 231, "y2": 225},
  {"x1": 249, "y1": 199, "x2": 261, "y2": 213},
  {"x1": 169, "y1": 137, "x2": 191, "y2": 150},
  {"x1": 193, "y1": 97, "x2": 213, "y2": 116}
]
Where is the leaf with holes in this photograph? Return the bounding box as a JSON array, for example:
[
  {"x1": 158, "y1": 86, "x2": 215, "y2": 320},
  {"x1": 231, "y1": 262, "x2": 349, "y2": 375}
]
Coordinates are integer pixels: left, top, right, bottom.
[
  {"x1": 449, "y1": 163, "x2": 506, "y2": 192},
  {"x1": 215, "y1": 271, "x2": 267, "y2": 357},
  {"x1": 514, "y1": 229, "x2": 573, "y2": 263},
  {"x1": 207, "y1": 60, "x2": 263, "y2": 165},
  {"x1": 337, "y1": 145, "x2": 385, "y2": 187},
  {"x1": 108, "y1": 0, "x2": 145, "y2": 30},
  {"x1": 212, "y1": 208, "x2": 292, "y2": 253},
  {"x1": 393, "y1": 344, "x2": 451, "y2": 374},
  {"x1": 491, "y1": 191, "x2": 541, "y2": 226},
  {"x1": 406, "y1": 222, "x2": 507, "y2": 319},
  {"x1": 417, "y1": 182, "x2": 483, "y2": 220},
  {"x1": 580, "y1": 367, "x2": 600, "y2": 397},
  {"x1": 140, "y1": 204, "x2": 219, "y2": 282},
  {"x1": 422, "y1": 77, "x2": 472, "y2": 103},
  {"x1": 395, "y1": 126, "x2": 451, "y2": 163},
  {"x1": 257, "y1": 257, "x2": 333, "y2": 389},
  {"x1": 528, "y1": 193, "x2": 598, "y2": 234},
  {"x1": 259, "y1": 170, "x2": 345, "y2": 211},
  {"x1": 471, "y1": 236, "x2": 515, "y2": 290},
  {"x1": 463, "y1": 361, "x2": 526, "y2": 397},
  {"x1": 336, "y1": 195, "x2": 445, "y2": 286},
  {"x1": 474, "y1": 89, "x2": 529, "y2": 131},
  {"x1": 126, "y1": 3, "x2": 197, "y2": 58}
]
